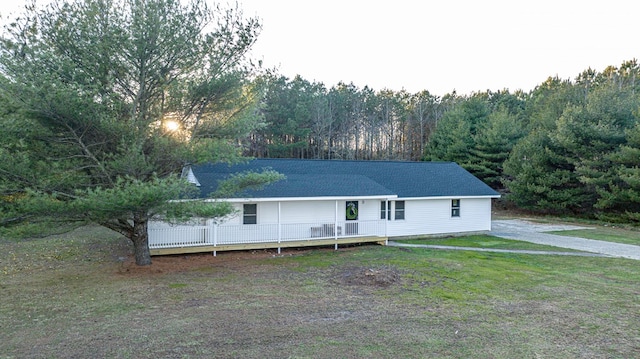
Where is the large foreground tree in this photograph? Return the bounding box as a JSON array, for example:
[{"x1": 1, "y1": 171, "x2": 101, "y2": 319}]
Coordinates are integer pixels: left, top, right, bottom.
[{"x1": 0, "y1": 0, "x2": 280, "y2": 265}]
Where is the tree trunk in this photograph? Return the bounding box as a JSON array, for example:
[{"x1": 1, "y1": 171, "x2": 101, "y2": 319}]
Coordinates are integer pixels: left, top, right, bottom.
[{"x1": 131, "y1": 212, "x2": 152, "y2": 266}]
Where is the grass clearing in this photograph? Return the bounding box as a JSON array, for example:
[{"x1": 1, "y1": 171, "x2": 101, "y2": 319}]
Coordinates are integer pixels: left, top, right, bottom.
[{"x1": 2, "y1": 225, "x2": 640, "y2": 358}]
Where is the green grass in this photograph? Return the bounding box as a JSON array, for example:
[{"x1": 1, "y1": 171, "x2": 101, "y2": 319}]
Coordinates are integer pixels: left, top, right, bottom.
[
  {"x1": 548, "y1": 227, "x2": 640, "y2": 246},
  {"x1": 1, "y1": 225, "x2": 640, "y2": 358},
  {"x1": 395, "y1": 234, "x2": 581, "y2": 252}
]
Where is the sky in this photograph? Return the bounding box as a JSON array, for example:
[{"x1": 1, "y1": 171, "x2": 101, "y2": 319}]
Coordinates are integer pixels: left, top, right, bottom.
[{"x1": 2, "y1": 0, "x2": 638, "y2": 96}]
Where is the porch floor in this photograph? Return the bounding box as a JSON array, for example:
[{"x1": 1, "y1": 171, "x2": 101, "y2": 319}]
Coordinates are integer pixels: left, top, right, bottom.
[{"x1": 149, "y1": 236, "x2": 388, "y2": 256}]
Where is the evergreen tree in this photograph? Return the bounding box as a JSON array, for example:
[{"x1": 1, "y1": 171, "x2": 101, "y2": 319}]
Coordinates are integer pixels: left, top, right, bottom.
[
  {"x1": 424, "y1": 95, "x2": 489, "y2": 171},
  {"x1": 503, "y1": 77, "x2": 587, "y2": 213},
  {"x1": 0, "y1": 0, "x2": 281, "y2": 265},
  {"x1": 254, "y1": 75, "x2": 317, "y2": 158},
  {"x1": 503, "y1": 130, "x2": 584, "y2": 213},
  {"x1": 572, "y1": 84, "x2": 640, "y2": 221},
  {"x1": 584, "y1": 122, "x2": 640, "y2": 222},
  {"x1": 467, "y1": 107, "x2": 524, "y2": 188}
]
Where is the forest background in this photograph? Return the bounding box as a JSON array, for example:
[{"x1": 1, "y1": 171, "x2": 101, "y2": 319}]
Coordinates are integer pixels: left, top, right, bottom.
[{"x1": 245, "y1": 61, "x2": 640, "y2": 222}]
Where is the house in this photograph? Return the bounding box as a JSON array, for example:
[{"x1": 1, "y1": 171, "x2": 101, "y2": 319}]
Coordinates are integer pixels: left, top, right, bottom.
[{"x1": 148, "y1": 159, "x2": 500, "y2": 255}]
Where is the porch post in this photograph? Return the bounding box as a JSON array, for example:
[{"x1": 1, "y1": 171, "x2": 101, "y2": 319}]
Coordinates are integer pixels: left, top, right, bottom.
[
  {"x1": 334, "y1": 200, "x2": 338, "y2": 250},
  {"x1": 277, "y1": 201, "x2": 282, "y2": 254},
  {"x1": 385, "y1": 199, "x2": 389, "y2": 237},
  {"x1": 213, "y1": 221, "x2": 218, "y2": 257}
]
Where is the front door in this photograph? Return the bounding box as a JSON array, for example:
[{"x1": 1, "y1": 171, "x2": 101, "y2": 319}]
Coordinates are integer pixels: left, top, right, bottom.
[{"x1": 345, "y1": 201, "x2": 358, "y2": 235}]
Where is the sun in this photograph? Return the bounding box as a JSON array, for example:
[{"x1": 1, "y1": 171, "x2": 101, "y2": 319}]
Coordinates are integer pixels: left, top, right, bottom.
[{"x1": 164, "y1": 120, "x2": 180, "y2": 132}]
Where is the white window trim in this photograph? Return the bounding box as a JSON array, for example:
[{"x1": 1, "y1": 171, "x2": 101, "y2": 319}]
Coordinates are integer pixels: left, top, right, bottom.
[
  {"x1": 394, "y1": 200, "x2": 405, "y2": 221},
  {"x1": 451, "y1": 199, "x2": 461, "y2": 218},
  {"x1": 243, "y1": 203, "x2": 258, "y2": 225},
  {"x1": 380, "y1": 200, "x2": 388, "y2": 220}
]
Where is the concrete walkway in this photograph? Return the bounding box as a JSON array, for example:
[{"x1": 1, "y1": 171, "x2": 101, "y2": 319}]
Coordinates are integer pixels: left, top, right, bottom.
[{"x1": 490, "y1": 219, "x2": 640, "y2": 260}]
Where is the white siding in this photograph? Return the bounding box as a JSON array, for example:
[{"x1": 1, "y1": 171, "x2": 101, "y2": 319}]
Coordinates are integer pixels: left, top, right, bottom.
[
  {"x1": 258, "y1": 202, "x2": 279, "y2": 223},
  {"x1": 355, "y1": 199, "x2": 380, "y2": 221},
  {"x1": 281, "y1": 201, "x2": 336, "y2": 224},
  {"x1": 227, "y1": 198, "x2": 491, "y2": 237},
  {"x1": 220, "y1": 203, "x2": 242, "y2": 225},
  {"x1": 149, "y1": 197, "x2": 494, "y2": 249},
  {"x1": 277, "y1": 200, "x2": 380, "y2": 223},
  {"x1": 386, "y1": 198, "x2": 492, "y2": 237},
  {"x1": 218, "y1": 202, "x2": 280, "y2": 225},
  {"x1": 216, "y1": 199, "x2": 382, "y2": 226}
]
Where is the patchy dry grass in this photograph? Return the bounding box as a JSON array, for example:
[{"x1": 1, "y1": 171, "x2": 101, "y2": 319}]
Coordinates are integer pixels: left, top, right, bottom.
[{"x1": 1, "y1": 225, "x2": 640, "y2": 358}]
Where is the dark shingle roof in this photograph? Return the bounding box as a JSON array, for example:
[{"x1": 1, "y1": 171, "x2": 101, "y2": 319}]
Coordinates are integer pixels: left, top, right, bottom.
[{"x1": 191, "y1": 159, "x2": 500, "y2": 199}]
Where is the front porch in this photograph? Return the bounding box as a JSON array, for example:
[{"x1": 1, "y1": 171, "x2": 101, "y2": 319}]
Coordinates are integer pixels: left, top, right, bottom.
[{"x1": 149, "y1": 219, "x2": 388, "y2": 256}]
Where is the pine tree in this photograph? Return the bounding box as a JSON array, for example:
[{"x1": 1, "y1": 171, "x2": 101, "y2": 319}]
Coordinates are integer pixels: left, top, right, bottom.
[{"x1": 0, "y1": 0, "x2": 281, "y2": 265}]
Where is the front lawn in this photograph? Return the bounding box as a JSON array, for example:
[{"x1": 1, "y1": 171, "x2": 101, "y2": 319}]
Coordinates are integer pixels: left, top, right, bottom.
[{"x1": 1, "y1": 226, "x2": 639, "y2": 358}]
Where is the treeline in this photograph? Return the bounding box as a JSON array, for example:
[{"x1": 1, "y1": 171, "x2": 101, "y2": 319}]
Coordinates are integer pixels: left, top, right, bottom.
[
  {"x1": 245, "y1": 75, "x2": 453, "y2": 161},
  {"x1": 244, "y1": 60, "x2": 640, "y2": 222}
]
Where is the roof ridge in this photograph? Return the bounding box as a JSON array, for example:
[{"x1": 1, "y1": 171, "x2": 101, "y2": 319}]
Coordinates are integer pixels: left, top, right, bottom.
[{"x1": 250, "y1": 158, "x2": 455, "y2": 165}]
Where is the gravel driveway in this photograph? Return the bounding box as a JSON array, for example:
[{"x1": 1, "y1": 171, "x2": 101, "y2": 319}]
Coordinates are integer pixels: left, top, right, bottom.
[{"x1": 491, "y1": 219, "x2": 640, "y2": 260}]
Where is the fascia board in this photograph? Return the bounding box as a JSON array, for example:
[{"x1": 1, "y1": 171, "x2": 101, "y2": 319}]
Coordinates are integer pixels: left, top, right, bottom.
[
  {"x1": 398, "y1": 195, "x2": 501, "y2": 200},
  {"x1": 205, "y1": 195, "x2": 399, "y2": 203}
]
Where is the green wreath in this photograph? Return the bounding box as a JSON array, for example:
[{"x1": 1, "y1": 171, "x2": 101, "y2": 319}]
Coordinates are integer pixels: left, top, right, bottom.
[{"x1": 346, "y1": 202, "x2": 358, "y2": 220}]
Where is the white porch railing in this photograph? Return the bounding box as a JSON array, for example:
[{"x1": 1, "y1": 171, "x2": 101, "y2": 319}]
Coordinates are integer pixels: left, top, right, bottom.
[{"x1": 149, "y1": 220, "x2": 386, "y2": 249}]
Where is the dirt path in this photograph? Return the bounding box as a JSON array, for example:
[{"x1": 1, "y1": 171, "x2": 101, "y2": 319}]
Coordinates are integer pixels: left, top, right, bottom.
[{"x1": 491, "y1": 219, "x2": 640, "y2": 260}]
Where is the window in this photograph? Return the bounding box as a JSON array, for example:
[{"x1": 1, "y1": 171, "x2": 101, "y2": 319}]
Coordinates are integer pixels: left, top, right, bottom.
[
  {"x1": 380, "y1": 201, "x2": 387, "y2": 220},
  {"x1": 394, "y1": 201, "x2": 405, "y2": 220},
  {"x1": 243, "y1": 204, "x2": 257, "y2": 224},
  {"x1": 451, "y1": 199, "x2": 460, "y2": 217}
]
